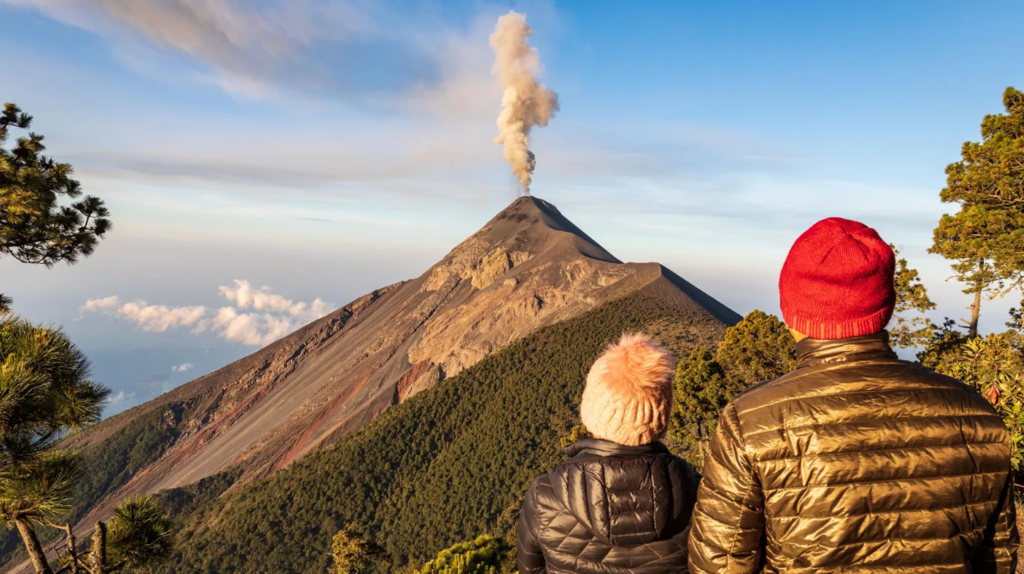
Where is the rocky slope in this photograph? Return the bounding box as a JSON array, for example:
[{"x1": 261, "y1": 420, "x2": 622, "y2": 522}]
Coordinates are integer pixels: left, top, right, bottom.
[{"x1": 56, "y1": 196, "x2": 739, "y2": 540}]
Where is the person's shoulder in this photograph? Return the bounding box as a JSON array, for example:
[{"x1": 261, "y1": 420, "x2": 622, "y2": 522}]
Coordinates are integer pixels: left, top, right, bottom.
[
  {"x1": 524, "y1": 469, "x2": 559, "y2": 510},
  {"x1": 901, "y1": 361, "x2": 1004, "y2": 414},
  {"x1": 526, "y1": 469, "x2": 554, "y2": 494},
  {"x1": 731, "y1": 358, "x2": 1000, "y2": 417},
  {"x1": 521, "y1": 470, "x2": 567, "y2": 534},
  {"x1": 729, "y1": 368, "x2": 803, "y2": 412}
]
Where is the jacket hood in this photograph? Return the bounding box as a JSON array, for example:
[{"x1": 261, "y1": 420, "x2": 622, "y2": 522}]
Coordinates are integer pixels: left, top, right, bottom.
[{"x1": 550, "y1": 439, "x2": 689, "y2": 546}]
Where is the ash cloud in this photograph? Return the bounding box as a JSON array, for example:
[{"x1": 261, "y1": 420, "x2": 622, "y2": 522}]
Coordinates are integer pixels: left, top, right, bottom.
[{"x1": 490, "y1": 11, "x2": 559, "y2": 193}]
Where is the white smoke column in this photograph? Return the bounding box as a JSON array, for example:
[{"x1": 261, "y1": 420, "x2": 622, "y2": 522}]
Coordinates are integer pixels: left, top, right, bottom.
[{"x1": 490, "y1": 11, "x2": 559, "y2": 194}]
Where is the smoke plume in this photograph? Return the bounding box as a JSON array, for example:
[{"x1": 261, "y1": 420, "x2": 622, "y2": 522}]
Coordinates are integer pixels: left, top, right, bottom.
[{"x1": 490, "y1": 11, "x2": 559, "y2": 193}]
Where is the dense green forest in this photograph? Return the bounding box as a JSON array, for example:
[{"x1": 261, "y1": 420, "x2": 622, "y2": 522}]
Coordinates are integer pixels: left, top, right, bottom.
[{"x1": 147, "y1": 293, "x2": 714, "y2": 574}]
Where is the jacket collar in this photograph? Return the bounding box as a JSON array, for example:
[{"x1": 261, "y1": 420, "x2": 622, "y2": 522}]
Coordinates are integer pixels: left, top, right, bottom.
[
  {"x1": 795, "y1": 331, "x2": 898, "y2": 370},
  {"x1": 562, "y1": 438, "x2": 669, "y2": 458}
]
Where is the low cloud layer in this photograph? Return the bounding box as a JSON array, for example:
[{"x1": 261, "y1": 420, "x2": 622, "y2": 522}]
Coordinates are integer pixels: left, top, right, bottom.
[
  {"x1": 81, "y1": 280, "x2": 332, "y2": 346},
  {"x1": 172, "y1": 362, "x2": 193, "y2": 373}
]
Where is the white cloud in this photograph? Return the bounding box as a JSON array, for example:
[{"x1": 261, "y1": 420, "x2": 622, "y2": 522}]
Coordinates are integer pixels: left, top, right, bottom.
[
  {"x1": 171, "y1": 362, "x2": 193, "y2": 373},
  {"x1": 205, "y1": 306, "x2": 297, "y2": 346},
  {"x1": 81, "y1": 295, "x2": 120, "y2": 311},
  {"x1": 219, "y1": 279, "x2": 331, "y2": 321},
  {"x1": 117, "y1": 301, "x2": 208, "y2": 332},
  {"x1": 80, "y1": 280, "x2": 332, "y2": 346}
]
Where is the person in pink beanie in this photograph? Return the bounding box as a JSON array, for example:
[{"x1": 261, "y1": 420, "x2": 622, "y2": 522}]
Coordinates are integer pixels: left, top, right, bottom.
[
  {"x1": 688, "y1": 217, "x2": 1019, "y2": 574},
  {"x1": 517, "y1": 332, "x2": 701, "y2": 574}
]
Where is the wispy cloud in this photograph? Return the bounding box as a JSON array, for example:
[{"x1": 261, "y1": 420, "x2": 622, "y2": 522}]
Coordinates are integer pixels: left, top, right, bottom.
[
  {"x1": 107, "y1": 390, "x2": 137, "y2": 406},
  {"x1": 81, "y1": 280, "x2": 332, "y2": 346},
  {"x1": 2, "y1": 0, "x2": 499, "y2": 110},
  {"x1": 171, "y1": 362, "x2": 193, "y2": 373}
]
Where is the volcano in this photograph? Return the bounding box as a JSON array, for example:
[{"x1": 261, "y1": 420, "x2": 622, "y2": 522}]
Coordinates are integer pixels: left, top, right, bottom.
[{"x1": 53, "y1": 196, "x2": 740, "y2": 539}]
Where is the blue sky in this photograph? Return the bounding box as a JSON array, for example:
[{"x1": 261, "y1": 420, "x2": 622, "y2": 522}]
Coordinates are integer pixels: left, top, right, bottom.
[{"x1": 2, "y1": 0, "x2": 1022, "y2": 414}]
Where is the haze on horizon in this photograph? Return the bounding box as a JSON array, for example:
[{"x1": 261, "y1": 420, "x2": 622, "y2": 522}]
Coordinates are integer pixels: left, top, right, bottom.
[{"x1": 2, "y1": 0, "x2": 1022, "y2": 415}]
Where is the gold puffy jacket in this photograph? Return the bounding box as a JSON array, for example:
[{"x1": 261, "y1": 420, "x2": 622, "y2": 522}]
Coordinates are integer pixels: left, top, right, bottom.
[{"x1": 688, "y1": 332, "x2": 1019, "y2": 574}]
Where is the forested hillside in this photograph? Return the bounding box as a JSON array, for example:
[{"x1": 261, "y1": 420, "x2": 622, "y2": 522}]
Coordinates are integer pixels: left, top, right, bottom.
[{"x1": 151, "y1": 292, "x2": 723, "y2": 574}]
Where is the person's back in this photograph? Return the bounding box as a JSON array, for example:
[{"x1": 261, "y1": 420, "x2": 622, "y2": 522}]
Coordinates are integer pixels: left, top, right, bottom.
[
  {"x1": 689, "y1": 218, "x2": 1019, "y2": 574},
  {"x1": 692, "y1": 333, "x2": 1017, "y2": 573},
  {"x1": 518, "y1": 334, "x2": 700, "y2": 574}
]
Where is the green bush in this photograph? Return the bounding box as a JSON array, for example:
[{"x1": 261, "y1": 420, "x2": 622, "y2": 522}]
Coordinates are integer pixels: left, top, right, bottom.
[
  {"x1": 418, "y1": 536, "x2": 506, "y2": 574},
  {"x1": 921, "y1": 330, "x2": 1024, "y2": 477}
]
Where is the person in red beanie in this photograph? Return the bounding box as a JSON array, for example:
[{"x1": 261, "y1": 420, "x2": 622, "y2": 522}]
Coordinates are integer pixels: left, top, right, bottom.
[{"x1": 688, "y1": 217, "x2": 1019, "y2": 574}]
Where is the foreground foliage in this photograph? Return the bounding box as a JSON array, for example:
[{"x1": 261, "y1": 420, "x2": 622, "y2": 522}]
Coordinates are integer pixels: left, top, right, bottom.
[
  {"x1": 150, "y1": 294, "x2": 721, "y2": 573},
  {"x1": 0, "y1": 406, "x2": 186, "y2": 571},
  {"x1": 0, "y1": 315, "x2": 172, "y2": 574},
  {"x1": 920, "y1": 328, "x2": 1024, "y2": 480},
  {"x1": 416, "y1": 536, "x2": 508, "y2": 574},
  {"x1": 668, "y1": 310, "x2": 795, "y2": 467},
  {"x1": 0, "y1": 315, "x2": 107, "y2": 574},
  {"x1": 53, "y1": 495, "x2": 173, "y2": 574}
]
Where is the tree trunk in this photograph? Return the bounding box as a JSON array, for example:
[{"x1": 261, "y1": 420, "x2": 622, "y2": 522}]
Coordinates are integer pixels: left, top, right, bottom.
[
  {"x1": 14, "y1": 519, "x2": 53, "y2": 574},
  {"x1": 698, "y1": 439, "x2": 710, "y2": 470},
  {"x1": 91, "y1": 522, "x2": 107, "y2": 574},
  {"x1": 63, "y1": 524, "x2": 81, "y2": 574},
  {"x1": 969, "y1": 286, "x2": 982, "y2": 339}
]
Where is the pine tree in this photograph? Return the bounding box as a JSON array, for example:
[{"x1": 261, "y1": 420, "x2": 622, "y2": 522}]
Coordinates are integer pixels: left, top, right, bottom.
[
  {"x1": 890, "y1": 246, "x2": 937, "y2": 348},
  {"x1": 714, "y1": 310, "x2": 796, "y2": 385},
  {"x1": 49, "y1": 496, "x2": 172, "y2": 574},
  {"x1": 930, "y1": 87, "x2": 1024, "y2": 338},
  {"x1": 329, "y1": 524, "x2": 380, "y2": 574},
  {"x1": 668, "y1": 310, "x2": 795, "y2": 468},
  {"x1": 1, "y1": 103, "x2": 110, "y2": 267},
  {"x1": 102, "y1": 496, "x2": 174, "y2": 572},
  {"x1": 668, "y1": 347, "x2": 729, "y2": 467},
  {"x1": 0, "y1": 315, "x2": 174, "y2": 574},
  {"x1": 0, "y1": 314, "x2": 107, "y2": 574}
]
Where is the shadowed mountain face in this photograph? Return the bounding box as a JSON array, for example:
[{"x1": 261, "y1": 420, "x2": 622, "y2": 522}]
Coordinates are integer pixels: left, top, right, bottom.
[{"x1": 62, "y1": 196, "x2": 740, "y2": 531}]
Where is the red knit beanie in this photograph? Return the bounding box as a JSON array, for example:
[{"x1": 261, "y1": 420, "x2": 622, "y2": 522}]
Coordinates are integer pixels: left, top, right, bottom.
[{"x1": 779, "y1": 217, "x2": 896, "y2": 340}]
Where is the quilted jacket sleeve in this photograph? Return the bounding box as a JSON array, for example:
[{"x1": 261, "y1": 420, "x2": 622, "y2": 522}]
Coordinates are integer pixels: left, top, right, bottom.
[
  {"x1": 517, "y1": 479, "x2": 547, "y2": 574},
  {"x1": 971, "y1": 476, "x2": 1020, "y2": 574},
  {"x1": 688, "y1": 403, "x2": 765, "y2": 574}
]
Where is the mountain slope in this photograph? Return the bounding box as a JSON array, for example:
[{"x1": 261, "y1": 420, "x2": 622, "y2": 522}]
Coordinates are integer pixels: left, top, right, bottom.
[
  {"x1": 0, "y1": 197, "x2": 739, "y2": 573},
  {"x1": 154, "y1": 290, "x2": 725, "y2": 574}
]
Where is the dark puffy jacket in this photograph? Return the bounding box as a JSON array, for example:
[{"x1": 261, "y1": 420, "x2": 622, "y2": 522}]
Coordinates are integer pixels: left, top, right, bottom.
[
  {"x1": 517, "y1": 438, "x2": 701, "y2": 574},
  {"x1": 689, "y1": 332, "x2": 1020, "y2": 574}
]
